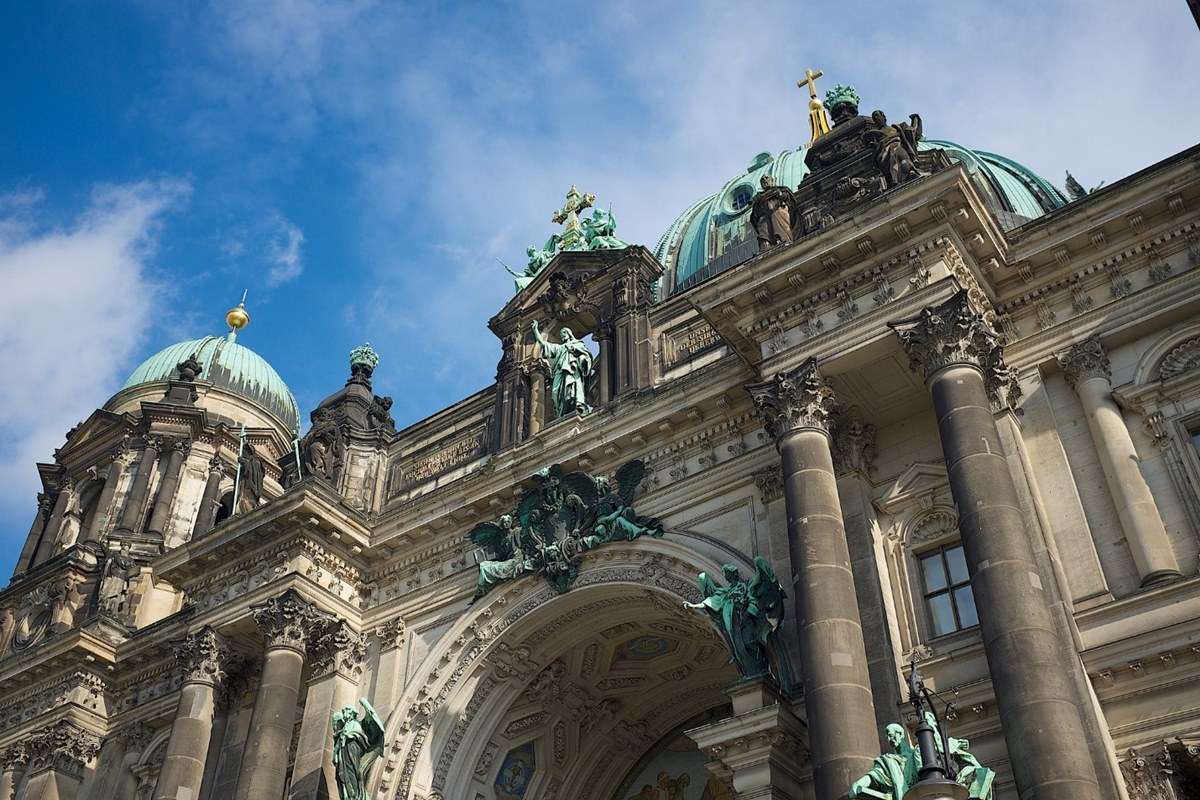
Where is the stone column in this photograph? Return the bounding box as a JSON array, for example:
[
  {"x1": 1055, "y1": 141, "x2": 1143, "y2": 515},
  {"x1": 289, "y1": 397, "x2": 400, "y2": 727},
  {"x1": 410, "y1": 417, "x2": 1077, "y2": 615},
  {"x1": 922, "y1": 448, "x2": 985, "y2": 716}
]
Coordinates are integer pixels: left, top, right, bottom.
[
  {"x1": 234, "y1": 590, "x2": 329, "y2": 800},
  {"x1": 147, "y1": 441, "x2": 190, "y2": 541},
  {"x1": 191, "y1": 458, "x2": 227, "y2": 539},
  {"x1": 1058, "y1": 335, "x2": 1182, "y2": 587},
  {"x1": 890, "y1": 290, "x2": 1101, "y2": 799},
  {"x1": 527, "y1": 366, "x2": 546, "y2": 435},
  {"x1": 115, "y1": 436, "x2": 161, "y2": 535},
  {"x1": 31, "y1": 479, "x2": 74, "y2": 565},
  {"x1": 0, "y1": 742, "x2": 28, "y2": 800},
  {"x1": 745, "y1": 358, "x2": 879, "y2": 799},
  {"x1": 21, "y1": 720, "x2": 102, "y2": 800},
  {"x1": 288, "y1": 622, "x2": 366, "y2": 800},
  {"x1": 14, "y1": 494, "x2": 53, "y2": 575},
  {"x1": 595, "y1": 327, "x2": 613, "y2": 406},
  {"x1": 82, "y1": 450, "x2": 128, "y2": 546},
  {"x1": 155, "y1": 627, "x2": 237, "y2": 800}
]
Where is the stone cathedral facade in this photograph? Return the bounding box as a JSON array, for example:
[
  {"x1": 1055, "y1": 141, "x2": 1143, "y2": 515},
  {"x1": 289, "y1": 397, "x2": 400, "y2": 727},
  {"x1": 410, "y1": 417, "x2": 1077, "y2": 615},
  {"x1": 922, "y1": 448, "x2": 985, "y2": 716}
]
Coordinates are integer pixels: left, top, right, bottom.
[{"x1": 1, "y1": 84, "x2": 1200, "y2": 800}]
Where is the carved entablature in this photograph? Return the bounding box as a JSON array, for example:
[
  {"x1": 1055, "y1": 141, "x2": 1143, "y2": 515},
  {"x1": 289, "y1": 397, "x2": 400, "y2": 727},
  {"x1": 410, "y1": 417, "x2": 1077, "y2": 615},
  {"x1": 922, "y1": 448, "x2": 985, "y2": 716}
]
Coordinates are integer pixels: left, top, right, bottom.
[
  {"x1": 388, "y1": 425, "x2": 489, "y2": 497},
  {"x1": 745, "y1": 358, "x2": 838, "y2": 440},
  {"x1": 890, "y1": 289, "x2": 1021, "y2": 409}
]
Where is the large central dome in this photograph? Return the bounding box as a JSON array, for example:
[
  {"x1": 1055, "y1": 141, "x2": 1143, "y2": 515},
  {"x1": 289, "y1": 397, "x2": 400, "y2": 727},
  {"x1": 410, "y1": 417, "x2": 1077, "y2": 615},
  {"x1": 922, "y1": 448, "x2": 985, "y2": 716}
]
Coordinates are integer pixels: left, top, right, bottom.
[
  {"x1": 655, "y1": 139, "x2": 1069, "y2": 294},
  {"x1": 119, "y1": 333, "x2": 300, "y2": 433}
]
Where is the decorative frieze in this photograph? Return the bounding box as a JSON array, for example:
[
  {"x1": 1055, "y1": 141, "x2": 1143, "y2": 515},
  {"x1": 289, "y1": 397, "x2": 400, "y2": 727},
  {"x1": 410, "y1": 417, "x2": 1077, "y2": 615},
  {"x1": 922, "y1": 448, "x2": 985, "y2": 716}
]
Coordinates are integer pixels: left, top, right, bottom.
[
  {"x1": 745, "y1": 358, "x2": 837, "y2": 440},
  {"x1": 889, "y1": 290, "x2": 1022, "y2": 408},
  {"x1": 1108, "y1": 262, "x2": 1134, "y2": 297},
  {"x1": 250, "y1": 589, "x2": 330, "y2": 653},
  {"x1": 174, "y1": 627, "x2": 237, "y2": 687},
  {"x1": 1057, "y1": 335, "x2": 1111, "y2": 387}
]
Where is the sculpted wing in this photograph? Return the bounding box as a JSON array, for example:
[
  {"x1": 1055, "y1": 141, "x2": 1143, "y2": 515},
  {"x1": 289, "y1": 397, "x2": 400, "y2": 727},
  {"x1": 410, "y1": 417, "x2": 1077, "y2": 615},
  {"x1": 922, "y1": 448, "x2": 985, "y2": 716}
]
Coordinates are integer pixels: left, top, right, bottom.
[
  {"x1": 614, "y1": 459, "x2": 647, "y2": 507},
  {"x1": 359, "y1": 698, "x2": 386, "y2": 753},
  {"x1": 750, "y1": 555, "x2": 786, "y2": 631},
  {"x1": 469, "y1": 521, "x2": 513, "y2": 560},
  {"x1": 559, "y1": 471, "x2": 600, "y2": 509}
]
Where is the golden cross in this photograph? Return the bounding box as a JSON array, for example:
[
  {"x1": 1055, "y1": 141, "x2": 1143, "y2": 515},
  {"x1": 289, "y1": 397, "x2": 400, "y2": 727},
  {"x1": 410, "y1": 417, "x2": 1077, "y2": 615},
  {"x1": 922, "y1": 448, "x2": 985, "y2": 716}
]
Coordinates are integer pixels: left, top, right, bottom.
[{"x1": 796, "y1": 68, "x2": 824, "y2": 99}]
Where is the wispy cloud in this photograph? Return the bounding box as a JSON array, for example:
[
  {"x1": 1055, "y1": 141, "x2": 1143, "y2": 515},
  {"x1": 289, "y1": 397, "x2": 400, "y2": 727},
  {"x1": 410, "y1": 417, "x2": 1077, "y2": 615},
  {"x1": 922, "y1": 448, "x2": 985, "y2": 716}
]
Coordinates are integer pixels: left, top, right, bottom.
[
  {"x1": 0, "y1": 179, "x2": 189, "y2": 537},
  {"x1": 266, "y1": 214, "x2": 305, "y2": 286}
]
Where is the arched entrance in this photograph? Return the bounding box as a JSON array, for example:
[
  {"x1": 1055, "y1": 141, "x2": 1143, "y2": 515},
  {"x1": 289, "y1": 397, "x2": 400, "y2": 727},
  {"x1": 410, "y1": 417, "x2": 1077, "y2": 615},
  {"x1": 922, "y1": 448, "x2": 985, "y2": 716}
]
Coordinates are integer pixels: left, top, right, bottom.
[{"x1": 373, "y1": 540, "x2": 745, "y2": 800}]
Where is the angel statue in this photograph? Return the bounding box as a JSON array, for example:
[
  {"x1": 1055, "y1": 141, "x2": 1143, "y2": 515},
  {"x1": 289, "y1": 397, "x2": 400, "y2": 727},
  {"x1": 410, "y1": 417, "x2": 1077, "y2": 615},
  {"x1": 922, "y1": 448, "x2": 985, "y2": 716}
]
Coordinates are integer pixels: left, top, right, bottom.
[
  {"x1": 468, "y1": 514, "x2": 531, "y2": 601},
  {"x1": 332, "y1": 698, "x2": 385, "y2": 800},
  {"x1": 586, "y1": 460, "x2": 662, "y2": 546},
  {"x1": 863, "y1": 109, "x2": 925, "y2": 188},
  {"x1": 685, "y1": 556, "x2": 786, "y2": 680}
]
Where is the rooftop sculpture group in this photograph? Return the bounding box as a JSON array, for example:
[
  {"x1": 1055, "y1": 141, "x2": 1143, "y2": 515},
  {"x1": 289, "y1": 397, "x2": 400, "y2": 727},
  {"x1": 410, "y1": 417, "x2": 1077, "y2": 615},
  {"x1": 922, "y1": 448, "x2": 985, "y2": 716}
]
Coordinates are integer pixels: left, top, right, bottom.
[
  {"x1": 508, "y1": 185, "x2": 629, "y2": 292},
  {"x1": 468, "y1": 459, "x2": 662, "y2": 596}
]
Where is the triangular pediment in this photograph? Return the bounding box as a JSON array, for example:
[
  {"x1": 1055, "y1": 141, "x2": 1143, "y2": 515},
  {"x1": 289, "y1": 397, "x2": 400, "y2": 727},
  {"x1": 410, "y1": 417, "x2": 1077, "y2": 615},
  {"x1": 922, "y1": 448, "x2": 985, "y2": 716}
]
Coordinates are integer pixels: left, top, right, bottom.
[
  {"x1": 873, "y1": 460, "x2": 949, "y2": 514},
  {"x1": 53, "y1": 409, "x2": 131, "y2": 465}
]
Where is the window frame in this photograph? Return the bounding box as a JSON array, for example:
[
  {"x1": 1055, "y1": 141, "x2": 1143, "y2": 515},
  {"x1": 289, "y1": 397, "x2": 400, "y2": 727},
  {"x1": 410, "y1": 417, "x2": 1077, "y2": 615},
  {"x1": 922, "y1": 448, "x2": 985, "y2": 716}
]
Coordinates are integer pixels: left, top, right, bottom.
[{"x1": 917, "y1": 542, "x2": 977, "y2": 638}]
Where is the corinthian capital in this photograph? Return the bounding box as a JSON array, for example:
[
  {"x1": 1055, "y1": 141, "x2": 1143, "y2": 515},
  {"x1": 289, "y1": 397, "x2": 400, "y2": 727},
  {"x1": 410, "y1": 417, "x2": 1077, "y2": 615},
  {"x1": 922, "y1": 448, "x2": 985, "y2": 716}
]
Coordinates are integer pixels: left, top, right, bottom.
[
  {"x1": 745, "y1": 358, "x2": 837, "y2": 440},
  {"x1": 1, "y1": 741, "x2": 29, "y2": 771},
  {"x1": 889, "y1": 289, "x2": 1022, "y2": 408},
  {"x1": 28, "y1": 721, "x2": 101, "y2": 777},
  {"x1": 1056, "y1": 335, "x2": 1111, "y2": 387},
  {"x1": 250, "y1": 589, "x2": 329, "y2": 653},
  {"x1": 308, "y1": 621, "x2": 367, "y2": 680},
  {"x1": 174, "y1": 626, "x2": 238, "y2": 686}
]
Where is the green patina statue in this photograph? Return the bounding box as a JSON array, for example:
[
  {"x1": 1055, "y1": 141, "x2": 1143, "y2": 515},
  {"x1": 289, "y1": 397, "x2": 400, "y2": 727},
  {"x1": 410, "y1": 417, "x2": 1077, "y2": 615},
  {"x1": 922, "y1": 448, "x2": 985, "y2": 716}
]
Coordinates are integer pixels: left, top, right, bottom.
[
  {"x1": 685, "y1": 556, "x2": 786, "y2": 681},
  {"x1": 846, "y1": 716, "x2": 994, "y2": 799},
  {"x1": 582, "y1": 207, "x2": 628, "y2": 250},
  {"x1": 507, "y1": 187, "x2": 629, "y2": 294},
  {"x1": 531, "y1": 319, "x2": 594, "y2": 417},
  {"x1": 848, "y1": 723, "x2": 919, "y2": 799},
  {"x1": 331, "y1": 698, "x2": 385, "y2": 800},
  {"x1": 469, "y1": 459, "x2": 661, "y2": 596}
]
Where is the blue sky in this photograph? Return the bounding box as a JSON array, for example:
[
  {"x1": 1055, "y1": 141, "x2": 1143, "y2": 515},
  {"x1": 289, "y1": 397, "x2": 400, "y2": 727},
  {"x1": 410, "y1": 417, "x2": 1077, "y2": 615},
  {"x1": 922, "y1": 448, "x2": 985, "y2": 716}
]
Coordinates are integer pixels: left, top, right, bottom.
[{"x1": 1, "y1": 0, "x2": 1198, "y2": 576}]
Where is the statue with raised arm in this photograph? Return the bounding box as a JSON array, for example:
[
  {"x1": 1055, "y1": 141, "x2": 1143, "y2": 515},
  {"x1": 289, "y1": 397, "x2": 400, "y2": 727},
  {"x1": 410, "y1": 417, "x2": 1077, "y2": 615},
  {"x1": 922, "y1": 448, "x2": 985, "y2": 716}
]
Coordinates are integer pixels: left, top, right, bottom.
[
  {"x1": 847, "y1": 723, "x2": 920, "y2": 799},
  {"x1": 332, "y1": 698, "x2": 385, "y2": 800},
  {"x1": 685, "y1": 556, "x2": 786, "y2": 680},
  {"x1": 863, "y1": 109, "x2": 925, "y2": 188},
  {"x1": 531, "y1": 320, "x2": 595, "y2": 417}
]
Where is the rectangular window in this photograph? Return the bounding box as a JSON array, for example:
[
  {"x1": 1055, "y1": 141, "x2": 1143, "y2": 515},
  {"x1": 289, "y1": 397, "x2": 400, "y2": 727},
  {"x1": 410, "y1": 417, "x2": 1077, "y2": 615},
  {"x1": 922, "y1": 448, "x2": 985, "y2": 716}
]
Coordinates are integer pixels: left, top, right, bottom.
[{"x1": 919, "y1": 544, "x2": 977, "y2": 637}]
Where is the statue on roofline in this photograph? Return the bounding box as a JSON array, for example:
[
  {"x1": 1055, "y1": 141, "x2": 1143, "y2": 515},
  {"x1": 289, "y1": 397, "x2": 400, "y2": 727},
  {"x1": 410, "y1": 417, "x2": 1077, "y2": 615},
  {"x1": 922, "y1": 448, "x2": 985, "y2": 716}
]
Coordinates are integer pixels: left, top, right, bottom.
[
  {"x1": 685, "y1": 555, "x2": 786, "y2": 681},
  {"x1": 751, "y1": 173, "x2": 797, "y2": 252},
  {"x1": 863, "y1": 109, "x2": 925, "y2": 188},
  {"x1": 332, "y1": 698, "x2": 385, "y2": 800},
  {"x1": 531, "y1": 320, "x2": 594, "y2": 418},
  {"x1": 582, "y1": 207, "x2": 628, "y2": 250}
]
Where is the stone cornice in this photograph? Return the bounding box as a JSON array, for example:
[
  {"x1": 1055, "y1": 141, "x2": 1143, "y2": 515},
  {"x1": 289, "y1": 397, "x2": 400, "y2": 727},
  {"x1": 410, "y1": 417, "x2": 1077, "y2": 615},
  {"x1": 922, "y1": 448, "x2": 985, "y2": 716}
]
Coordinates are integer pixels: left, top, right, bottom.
[
  {"x1": 890, "y1": 289, "x2": 1021, "y2": 408},
  {"x1": 745, "y1": 358, "x2": 837, "y2": 440}
]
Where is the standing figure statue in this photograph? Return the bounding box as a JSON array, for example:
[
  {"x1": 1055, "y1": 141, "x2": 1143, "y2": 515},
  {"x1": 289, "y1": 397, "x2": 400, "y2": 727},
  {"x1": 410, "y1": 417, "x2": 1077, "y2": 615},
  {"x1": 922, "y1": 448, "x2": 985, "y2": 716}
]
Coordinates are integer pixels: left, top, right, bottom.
[
  {"x1": 847, "y1": 723, "x2": 920, "y2": 799},
  {"x1": 581, "y1": 207, "x2": 628, "y2": 250},
  {"x1": 750, "y1": 174, "x2": 796, "y2": 251},
  {"x1": 332, "y1": 698, "x2": 385, "y2": 800},
  {"x1": 863, "y1": 110, "x2": 925, "y2": 188},
  {"x1": 531, "y1": 320, "x2": 595, "y2": 417},
  {"x1": 237, "y1": 445, "x2": 265, "y2": 513},
  {"x1": 685, "y1": 556, "x2": 786, "y2": 680}
]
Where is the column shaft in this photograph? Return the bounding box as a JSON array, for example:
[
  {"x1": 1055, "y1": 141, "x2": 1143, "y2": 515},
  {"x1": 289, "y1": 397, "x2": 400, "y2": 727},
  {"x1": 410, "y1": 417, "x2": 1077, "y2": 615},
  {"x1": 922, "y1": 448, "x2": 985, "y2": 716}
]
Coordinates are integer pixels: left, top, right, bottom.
[
  {"x1": 191, "y1": 465, "x2": 225, "y2": 539},
  {"x1": 930, "y1": 364, "x2": 1099, "y2": 798},
  {"x1": 116, "y1": 441, "x2": 160, "y2": 534},
  {"x1": 596, "y1": 332, "x2": 612, "y2": 406},
  {"x1": 778, "y1": 428, "x2": 878, "y2": 797},
  {"x1": 155, "y1": 681, "x2": 218, "y2": 800},
  {"x1": 147, "y1": 444, "x2": 188, "y2": 539},
  {"x1": 528, "y1": 370, "x2": 546, "y2": 435},
  {"x1": 31, "y1": 483, "x2": 73, "y2": 565},
  {"x1": 235, "y1": 647, "x2": 305, "y2": 800},
  {"x1": 83, "y1": 457, "x2": 125, "y2": 545},
  {"x1": 15, "y1": 498, "x2": 52, "y2": 575},
  {"x1": 1075, "y1": 376, "x2": 1181, "y2": 585}
]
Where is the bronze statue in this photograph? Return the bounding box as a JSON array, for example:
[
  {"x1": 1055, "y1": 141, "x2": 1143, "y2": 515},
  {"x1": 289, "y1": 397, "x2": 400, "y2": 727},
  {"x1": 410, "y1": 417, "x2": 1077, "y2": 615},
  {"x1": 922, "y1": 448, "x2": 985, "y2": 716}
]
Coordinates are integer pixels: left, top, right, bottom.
[
  {"x1": 685, "y1": 556, "x2": 786, "y2": 680},
  {"x1": 332, "y1": 698, "x2": 385, "y2": 800},
  {"x1": 750, "y1": 174, "x2": 796, "y2": 251},
  {"x1": 237, "y1": 445, "x2": 265, "y2": 513},
  {"x1": 864, "y1": 110, "x2": 924, "y2": 188}
]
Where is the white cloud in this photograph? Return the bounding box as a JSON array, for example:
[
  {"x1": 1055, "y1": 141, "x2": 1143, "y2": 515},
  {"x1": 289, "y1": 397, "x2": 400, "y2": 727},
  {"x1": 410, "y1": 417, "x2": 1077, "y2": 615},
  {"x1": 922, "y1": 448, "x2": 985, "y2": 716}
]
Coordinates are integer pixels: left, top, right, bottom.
[
  {"x1": 0, "y1": 179, "x2": 188, "y2": 528},
  {"x1": 266, "y1": 214, "x2": 305, "y2": 286}
]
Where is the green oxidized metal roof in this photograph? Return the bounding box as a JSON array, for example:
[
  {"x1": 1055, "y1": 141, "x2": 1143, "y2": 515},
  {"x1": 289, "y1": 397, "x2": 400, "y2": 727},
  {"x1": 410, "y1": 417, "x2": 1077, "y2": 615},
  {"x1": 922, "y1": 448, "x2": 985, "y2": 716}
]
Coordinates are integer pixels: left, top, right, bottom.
[
  {"x1": 656, "y1": 138, "x2": 1066, "y2": 292},
  {"x1": 121, "y1": 334, "x2": 300, "y2": 432}
]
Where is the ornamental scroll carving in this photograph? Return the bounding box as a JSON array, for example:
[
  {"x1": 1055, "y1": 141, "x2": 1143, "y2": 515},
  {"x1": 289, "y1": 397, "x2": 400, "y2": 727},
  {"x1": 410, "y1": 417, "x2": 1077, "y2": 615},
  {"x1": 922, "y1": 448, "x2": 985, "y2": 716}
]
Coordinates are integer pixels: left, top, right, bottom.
[
  {"x1": 889, "y1": 289, "x2": 1021, "y2": 409},
  {"x1": 744, "y1": 357, "x2": 838, "y2": 440},
  {"x1": 175, "y1": 626, "x2": 238, "y2": 686},
  {"x1": 250, "y1": 589, "x2": 331, "y2": 653},
  {"x1": 1057, "y1": 335, "x2": 1111, "y2": 387}
]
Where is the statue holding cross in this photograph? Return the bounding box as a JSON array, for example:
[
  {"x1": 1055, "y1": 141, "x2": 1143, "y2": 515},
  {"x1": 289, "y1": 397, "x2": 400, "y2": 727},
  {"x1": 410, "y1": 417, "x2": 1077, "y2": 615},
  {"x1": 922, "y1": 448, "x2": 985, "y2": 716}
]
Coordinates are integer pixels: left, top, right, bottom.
[{"x1": 798, "y1": 67, "x2": 832, "y2": 143}]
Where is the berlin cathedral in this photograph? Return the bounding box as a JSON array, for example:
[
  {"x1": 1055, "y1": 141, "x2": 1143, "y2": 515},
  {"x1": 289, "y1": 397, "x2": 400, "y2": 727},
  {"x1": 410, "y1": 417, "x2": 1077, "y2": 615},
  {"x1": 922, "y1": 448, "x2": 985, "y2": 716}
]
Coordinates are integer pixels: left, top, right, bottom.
[{"x1": 2, "y1": 73, "x2": 1200, "y2": 800}]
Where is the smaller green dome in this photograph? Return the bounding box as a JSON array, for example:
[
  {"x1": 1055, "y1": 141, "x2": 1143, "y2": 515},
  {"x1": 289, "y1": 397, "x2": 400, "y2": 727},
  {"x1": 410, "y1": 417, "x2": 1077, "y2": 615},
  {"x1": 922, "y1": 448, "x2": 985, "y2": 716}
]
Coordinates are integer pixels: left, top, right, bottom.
[{"x1": 121, "y1": 334, "x2": 300, "y2": 432}]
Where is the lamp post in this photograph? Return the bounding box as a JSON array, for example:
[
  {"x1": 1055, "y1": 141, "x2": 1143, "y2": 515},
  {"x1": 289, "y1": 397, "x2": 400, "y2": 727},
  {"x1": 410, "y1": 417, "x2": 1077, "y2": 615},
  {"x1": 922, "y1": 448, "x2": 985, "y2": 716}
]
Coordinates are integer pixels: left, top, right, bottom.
[{"x1": 904, "y1": 660, "x2": 968, "y2": 800}]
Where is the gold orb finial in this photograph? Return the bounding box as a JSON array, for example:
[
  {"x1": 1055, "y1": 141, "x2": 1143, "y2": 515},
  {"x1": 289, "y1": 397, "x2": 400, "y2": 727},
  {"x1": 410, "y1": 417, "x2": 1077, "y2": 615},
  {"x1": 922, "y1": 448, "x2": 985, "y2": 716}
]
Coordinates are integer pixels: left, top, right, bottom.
[{"x1": 225, "y1": 290, "x2": 250, "y2": 334}]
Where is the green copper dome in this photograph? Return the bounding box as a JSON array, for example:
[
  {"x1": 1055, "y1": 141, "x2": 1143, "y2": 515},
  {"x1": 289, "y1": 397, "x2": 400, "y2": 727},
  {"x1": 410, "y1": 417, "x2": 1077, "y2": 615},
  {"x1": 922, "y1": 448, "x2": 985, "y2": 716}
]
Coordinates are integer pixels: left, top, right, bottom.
[
  {"x1": 656, "y1": 140, "x2": 1068, "y2": 293},
  {"x1": 121, "y1": 334, "x2": 300, "y2": 432}
]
